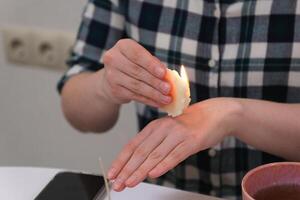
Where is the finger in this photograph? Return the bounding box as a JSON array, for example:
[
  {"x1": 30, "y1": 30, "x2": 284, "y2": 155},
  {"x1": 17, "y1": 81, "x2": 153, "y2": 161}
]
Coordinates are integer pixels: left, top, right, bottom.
[
  {"x1": 111, "y1": 51, "x2": 171, "y2": 95},
  {"x1": 116, "y1": 39, "x2": 166, "y2": 78},
  {"x1": 148, "y1": 141, "x2": 193, "y2": 179},
  {"x1": 114, "y1": 71, "x2": 172, "y2": 105},
  {"x1": 112, "y1": 181, "x2": 126, "y2": 192},
  {"x1": 113, "y1": 126, "x2": 168, "y2": 190},
  {"x1": 116, "y1": 85, "x2": 160, "y2": 107},
  {"x1": 107, "y1": 69, "x2": 164, "y2": 106},
  {"x1": 125, "y1": 132, "x2": 185, "y2": 187},
  {"x1": 108, "y1": 126, "x2": 154, "y2": 180}
]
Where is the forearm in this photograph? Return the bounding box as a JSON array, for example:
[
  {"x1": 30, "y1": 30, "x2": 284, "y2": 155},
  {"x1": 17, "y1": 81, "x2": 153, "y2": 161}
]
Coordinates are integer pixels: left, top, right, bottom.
[
  {"x1": 232, "y1": 98, "x2": 300, "y2": 161},
  {"x1": 61, "y1": 70, "x2": 120, "y2": 133}
]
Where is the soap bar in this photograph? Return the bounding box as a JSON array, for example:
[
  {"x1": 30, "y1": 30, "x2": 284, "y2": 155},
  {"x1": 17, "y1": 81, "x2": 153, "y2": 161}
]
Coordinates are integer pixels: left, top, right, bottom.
[{"x1": 161, "y1": 68, "x2": 191, "y2": 117}]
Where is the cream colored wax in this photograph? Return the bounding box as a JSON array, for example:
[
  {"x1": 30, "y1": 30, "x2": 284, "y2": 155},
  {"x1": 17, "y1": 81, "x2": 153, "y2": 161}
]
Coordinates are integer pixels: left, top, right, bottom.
[{"x1": 161, "y1": 67, "x2": 191, "y2": 117}]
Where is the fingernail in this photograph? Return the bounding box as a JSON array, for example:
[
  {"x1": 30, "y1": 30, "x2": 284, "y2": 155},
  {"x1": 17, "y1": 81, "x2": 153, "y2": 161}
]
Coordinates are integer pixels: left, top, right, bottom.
[
  {"x1": 161, "y1": 95, "x2": 171, "y2": 104},
  {"x1": 155, "y1": 67, "x2": 165, "y2": 78},
  {"x1": 108, "y1": 168, "x2": 116, "y2": 179},
  {"x1": 113, "y1": 179, "x2": 123, "y2": 190},
  {"x1": 113, "y1": 182, "x2": 121, "y2": 190},
  {"x1": 160, "y1": 82, "x2": 170, "y2": 94}
]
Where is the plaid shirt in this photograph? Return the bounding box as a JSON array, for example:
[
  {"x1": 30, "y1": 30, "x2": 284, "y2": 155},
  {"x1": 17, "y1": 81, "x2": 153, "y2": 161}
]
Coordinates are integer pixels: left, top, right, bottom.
[{"x1": 57, "y1": 0, "x2": 300, "y2": 199}]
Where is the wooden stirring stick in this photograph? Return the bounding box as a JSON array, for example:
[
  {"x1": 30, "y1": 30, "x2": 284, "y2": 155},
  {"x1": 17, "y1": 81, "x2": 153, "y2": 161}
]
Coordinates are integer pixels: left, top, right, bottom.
[{"x1": 99, "y1": 157, "x2": 111, "y2": 200}]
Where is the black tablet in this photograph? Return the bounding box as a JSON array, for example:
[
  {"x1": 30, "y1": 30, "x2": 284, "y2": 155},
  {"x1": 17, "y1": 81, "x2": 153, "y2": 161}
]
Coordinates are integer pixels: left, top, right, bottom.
[{"x1": 35, "y1": 171, "x2": 106, "y2": 200}]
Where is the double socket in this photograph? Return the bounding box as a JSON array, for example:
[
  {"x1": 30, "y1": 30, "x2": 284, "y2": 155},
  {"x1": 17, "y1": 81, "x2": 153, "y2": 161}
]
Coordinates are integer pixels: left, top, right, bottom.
[{"x1": 2, "y1": 26, "x2": 76, "y2": 71}]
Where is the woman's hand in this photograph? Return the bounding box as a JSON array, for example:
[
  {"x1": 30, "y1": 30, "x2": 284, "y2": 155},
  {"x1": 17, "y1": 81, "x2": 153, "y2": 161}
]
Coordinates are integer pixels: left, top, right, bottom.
[
  {"x1": 99, "y1": 39, "x2": 172, "y2": 107},
  {"x1": 107, "y1": 98, "x2": 242, "y2": 191}
]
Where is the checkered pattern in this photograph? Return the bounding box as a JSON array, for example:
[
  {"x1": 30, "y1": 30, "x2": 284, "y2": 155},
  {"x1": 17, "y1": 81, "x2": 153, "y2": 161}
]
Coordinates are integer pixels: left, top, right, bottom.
[{"x1": 57, "y1": 0, "x2": 300, "y2": 199}]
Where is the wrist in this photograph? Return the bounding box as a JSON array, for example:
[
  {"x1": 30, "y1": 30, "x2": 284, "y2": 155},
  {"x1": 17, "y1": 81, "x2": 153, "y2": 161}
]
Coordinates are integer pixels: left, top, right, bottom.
[
  {"x1": 92, "y1": 70, "x2": 121, "y2": 106},
  {"x1": 214, "y1": 97, "x2": 244, "y2": 137}
]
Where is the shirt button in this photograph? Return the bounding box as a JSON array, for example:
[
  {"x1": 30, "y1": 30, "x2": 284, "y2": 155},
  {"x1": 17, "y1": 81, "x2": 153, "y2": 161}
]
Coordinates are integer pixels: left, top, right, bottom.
[
  {"x1": 208, "y1": 59, "x2": 216, "y2": 68},
  {"x1": 208, "y1": 149, "x2": 216, "y2": 157},
  {"x1": 214, "y1": 8, "x2": 220, "y2": 18}
]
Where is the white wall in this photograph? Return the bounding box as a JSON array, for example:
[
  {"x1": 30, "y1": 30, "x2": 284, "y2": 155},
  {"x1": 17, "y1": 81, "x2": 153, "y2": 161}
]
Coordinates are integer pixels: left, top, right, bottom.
[{"x1": 0, "y1": 0, "x2": 137, "y2": 173}]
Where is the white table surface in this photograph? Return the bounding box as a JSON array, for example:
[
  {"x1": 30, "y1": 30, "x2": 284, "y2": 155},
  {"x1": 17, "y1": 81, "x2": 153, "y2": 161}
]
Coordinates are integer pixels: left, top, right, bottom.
[{"x1": 0, "y1": 167, "x2": 222, "y2": 200}]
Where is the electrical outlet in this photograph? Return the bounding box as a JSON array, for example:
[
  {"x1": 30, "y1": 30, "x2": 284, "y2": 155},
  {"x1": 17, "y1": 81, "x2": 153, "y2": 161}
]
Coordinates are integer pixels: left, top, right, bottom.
[
  {"x1": 31, "y1": 29, "x2": 61, "y2": 69},
  {"x1": 32, "y1": 29, "x2": 75, "y2": 71},
  {"x1": 2, "y1": 26, "x2": 33, "y2": 65},
  {"x1": 2, "y1": 26, "x2": 75, "y2": 71},
  {"x1": 32, "y1": 29, "x2": 75, "y2": 70}
]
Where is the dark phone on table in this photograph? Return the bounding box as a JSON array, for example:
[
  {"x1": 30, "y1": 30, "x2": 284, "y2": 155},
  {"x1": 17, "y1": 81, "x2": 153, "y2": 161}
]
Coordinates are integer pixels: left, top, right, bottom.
[{"x1": 35, "y1": 171, "x2": 106, "y2": 200}]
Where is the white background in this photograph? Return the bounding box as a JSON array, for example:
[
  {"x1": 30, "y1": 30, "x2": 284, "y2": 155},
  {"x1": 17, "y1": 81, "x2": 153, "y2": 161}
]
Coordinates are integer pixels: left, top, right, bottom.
[{"x1": 0, "y1": 0, "x2": 137, "y2": 173}]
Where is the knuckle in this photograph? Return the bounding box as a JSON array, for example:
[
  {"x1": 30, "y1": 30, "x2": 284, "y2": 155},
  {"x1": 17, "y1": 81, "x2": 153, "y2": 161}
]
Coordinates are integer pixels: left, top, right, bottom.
[
  {"x1": 142, "y1": 87, "x2": 157, "y2": 101},
  {"x1": 119, "y1": 168, "x2": 131, "y2": 178},
  {"x1": 147, "y1": 58, "x2": 162, "y2": 75},
  {"x1": 147, "y1": 120, "x2": 159, "y2": 129},
  {"x1": 173, "y1": 131, "x2": 186, "y2": 141},
  {"x1": 116, "y1": 38, "x2": 132, "y2": 48},
  {"x1": 117, "y1": 153, "x2": 128, "y2": 164},
  {"x1": 133, "y1": 169, "x2": 144, "y2": 178},
  {"x1": 116, "y1": 39, "x2": 125, "y2": 47},
  {"x1": 170, "y1": 151, "x2": 182, "y2": 162},
  {"x1": 149, "y1": 119, "x2": 163, "y2": 128},
  {"x1": 152, "y1": 79, "x2": 162, "y2": 90},
  {"x1": 134, "y1": 147, "x2": 148, "y2": 158},
  {"x1": 158, "y1": 161, "x2": 169, "y2": 171},
  {"x1": 103, "y1": 51, "x2": 114, "y2": 65},
  {"x1": 130, "y1": 79, "x2": 141, "y2": 91},
  {"x1": 147, "y1": 59, "x2": 156, "y2": 71},
  {"x1": 150, "y1": 120, "x2": 172, "y2": 134},
  {"x1": 149, "y1": 151, "x2": 163, "y2": 161},
  {"x1": 130, "y1": 65, "x2": 143, "y2": 78},
  {"x1": 124, "y1": 142, "x2": 136, "y2": 154},
  {"x1": 131, "y1": 50, "x2": 144, "y2": 64},
  {"x1": 152, "y1": 90, "x2": 162, "y2": 100}
]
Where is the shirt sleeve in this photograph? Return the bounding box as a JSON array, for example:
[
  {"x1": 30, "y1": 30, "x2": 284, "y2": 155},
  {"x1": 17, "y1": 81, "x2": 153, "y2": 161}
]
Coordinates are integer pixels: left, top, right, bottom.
[{"x1": 57, "y1": 0, "x2": 126, "y2": 93}]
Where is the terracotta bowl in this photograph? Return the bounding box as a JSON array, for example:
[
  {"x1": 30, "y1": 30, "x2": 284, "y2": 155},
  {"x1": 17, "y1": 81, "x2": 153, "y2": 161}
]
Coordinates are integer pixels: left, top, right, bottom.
[{"x1": 242, "y1": 162, "x2": 300, "y2": 200}]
